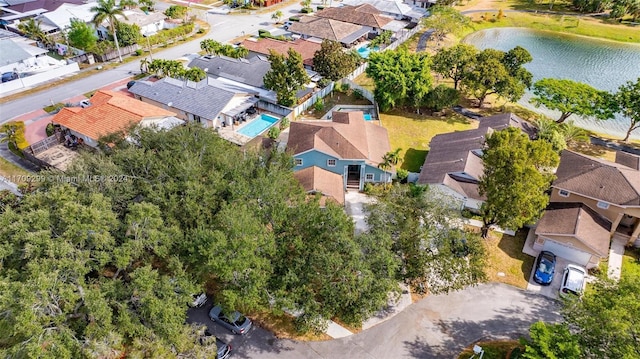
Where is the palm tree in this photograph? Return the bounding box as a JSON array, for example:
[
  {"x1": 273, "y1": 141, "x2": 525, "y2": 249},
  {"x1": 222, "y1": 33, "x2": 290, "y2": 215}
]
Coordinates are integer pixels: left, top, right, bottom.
[
  {"x1": 271, "y1": 10, "x2": 283, "y2": 23},
  {"x1": 17, "y1": 18, "x2": 47, "y2": 44},
  {"x1": 91, "y1": 0, "x2": 127, "y2": 62},
  {"x1": 140, "y1": 58, "x2": 150, "y2": 73},
  {"x1": 560, "y1": 120, "x2": 589, "y2": 145}
]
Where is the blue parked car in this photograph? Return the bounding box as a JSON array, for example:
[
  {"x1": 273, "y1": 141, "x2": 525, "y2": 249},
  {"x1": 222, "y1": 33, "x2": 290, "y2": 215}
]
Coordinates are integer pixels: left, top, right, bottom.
[{"x1": 534, "y1": 251, "x2": 556, "y2": 285}]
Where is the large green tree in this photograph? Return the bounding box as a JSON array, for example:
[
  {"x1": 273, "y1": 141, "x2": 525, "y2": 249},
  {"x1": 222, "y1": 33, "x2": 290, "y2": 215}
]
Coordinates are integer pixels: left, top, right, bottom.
[
  {"x1": 562, "y1": 276, "x2": 640, "y2": 358},
  {"x1": 421, "y1": 6, "x2": 471, "y2": 43},
  {"x1": 432, "y1": 43, "x2": 478, "y2": 90},
  {"x1": 114, "y1": 21, "x2": 140, "y2": 46},
  {"x1": 521, "y1": 322, "x2": 582, "y2": 359},
  {"x1": 312, "y1": 39, "x2": 359, "y2": 81},
  {"x1": 91, "y1": 0, "x2": 127, "y2": 62},
  {"x1": 615, "y1": 77, "x2": 640, "y2": 142},
  {"x1": 463, "y1": 47, "x2": 533, "y2": 108},
  {"x1": 479, "y1": 127, "x2": 559, "y2": 237},
  {"x1": 263, "y1": 48, "x2": 310, "y2": 107},
  {"x1": 531, "y1": 78, "x2": 616, "y2": 123},
  {"x1": 364, "y1": 185, "x2": 486, "y2": 293},
  {"x1": 67, "y1": 19, "x2": 98, "y2": 50},
  {"x1": 366, "y1": 47, "x2": 432, "y2": 111},
  {"x1": 0, "y1": 122, "x2": 415, "y2": 357}
]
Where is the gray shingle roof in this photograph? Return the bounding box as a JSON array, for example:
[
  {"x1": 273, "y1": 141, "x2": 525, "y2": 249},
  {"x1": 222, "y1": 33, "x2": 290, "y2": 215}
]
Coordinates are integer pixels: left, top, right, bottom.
[
  {"x1": 188, "y1": 55, "x2": 271, "y2": 88},
  {"x1": 128, "y1": 77, "x2": 238, "y2": 121}
]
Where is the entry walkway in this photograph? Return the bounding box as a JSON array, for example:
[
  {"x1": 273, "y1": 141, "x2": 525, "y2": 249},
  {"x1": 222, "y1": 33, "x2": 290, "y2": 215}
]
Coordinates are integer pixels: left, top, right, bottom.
[{"x1": 607, "y1": 235, "x2": 627, "y2": 281}]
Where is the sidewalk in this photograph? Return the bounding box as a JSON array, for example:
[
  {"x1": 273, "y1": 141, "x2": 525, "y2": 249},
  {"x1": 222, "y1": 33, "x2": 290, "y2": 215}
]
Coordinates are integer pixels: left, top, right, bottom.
[{"x1": 607, "y1": 235, "x2": 627, "y2": 281}]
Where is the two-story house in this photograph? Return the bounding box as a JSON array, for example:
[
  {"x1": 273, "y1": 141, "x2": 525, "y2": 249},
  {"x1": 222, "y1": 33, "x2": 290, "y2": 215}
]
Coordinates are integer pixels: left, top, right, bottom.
[
  {"x1": 533, "y1": 150, "x2": 640, "y2": 268},
  {"x1": 287, "y1": 111, "x2": 392, "y2": 191}
]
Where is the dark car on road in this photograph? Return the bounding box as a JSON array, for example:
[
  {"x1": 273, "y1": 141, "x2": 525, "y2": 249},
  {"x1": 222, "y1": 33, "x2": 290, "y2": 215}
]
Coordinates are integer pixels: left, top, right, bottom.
[
  {"x1": 209, "y1": 306, "x2": 253, "y2": 335},
  {"x1": 534, "y1": 250, "x2": 556, "y2": 285}
]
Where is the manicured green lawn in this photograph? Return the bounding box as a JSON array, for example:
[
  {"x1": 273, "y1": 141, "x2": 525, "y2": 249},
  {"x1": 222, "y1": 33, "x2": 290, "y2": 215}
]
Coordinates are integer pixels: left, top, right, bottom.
[
  {"x1": 380, "y1": 110, "x2": 474, "y2": 172},
  {"x1": 476, "y1": 229, "x2": 535, "y2": 289},
  {"x1": 0, "y1": 157, "x2": 30, "y2": 185},
  {"x1": 462, "y1": 12, "x2": 640, "y2": 43}
]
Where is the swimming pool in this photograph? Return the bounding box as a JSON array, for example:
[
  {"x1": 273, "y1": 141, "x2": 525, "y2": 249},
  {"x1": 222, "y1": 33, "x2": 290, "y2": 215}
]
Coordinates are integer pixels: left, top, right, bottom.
[
  {"x1": 357, "y1": 45, "x2": 379, "y2": 59},
  {"x1": 363, "y1": 114, "x2": 372, "y2": 121},
  {"x1": 237, "y1": 114, "x2": 280, "y2": 137}
]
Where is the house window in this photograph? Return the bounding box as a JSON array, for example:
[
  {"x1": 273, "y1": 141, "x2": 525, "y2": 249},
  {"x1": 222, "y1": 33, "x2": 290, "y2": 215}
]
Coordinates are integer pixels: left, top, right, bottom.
[
  {"x1": 558, "y1": 189, "x2": 570, "y2": 197},
  {"x1": 294, "y1": 158, "x2": 303, "y2": 166},
  {"x1": 597, "y1": 201, "x2": 609, "y2": 209},
  {"x1": 365, "y1": 173, "x2": 374, "y2": 182},
  {"x1": 327, "y1": 159, "x2": 336, "y2": 167}
]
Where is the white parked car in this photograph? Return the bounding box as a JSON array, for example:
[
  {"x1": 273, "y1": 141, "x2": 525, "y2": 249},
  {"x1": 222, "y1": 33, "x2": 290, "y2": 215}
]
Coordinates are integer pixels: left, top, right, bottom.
[
  {"x1": 190, "y1": 293, "x2": 208, "y2": 307},
  {"x1": 559, "y1": 264, "x2": 587, "y2": 297}
]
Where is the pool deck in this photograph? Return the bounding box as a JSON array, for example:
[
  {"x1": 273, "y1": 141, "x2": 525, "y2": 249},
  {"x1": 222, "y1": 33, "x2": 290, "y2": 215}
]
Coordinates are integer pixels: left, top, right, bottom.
[
  {"x1": 217, "y1": 111, "x2": 281, "y2": 146},
  {"x1": 322, "y1": 105, "x2": 380, "y2": 123}
]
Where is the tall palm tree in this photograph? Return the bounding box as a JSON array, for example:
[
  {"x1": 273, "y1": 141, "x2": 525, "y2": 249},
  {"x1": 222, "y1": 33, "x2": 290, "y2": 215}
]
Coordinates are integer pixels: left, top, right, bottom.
[
  {"x1": 140, "y1": 57, "x2": 150, "y2": 73},
  {"x1": 17, "y1": 18, "x2": 47, "y2": 44},
  {"x1": 91, "y1": 0, "x2": 127, "y2": 62}
]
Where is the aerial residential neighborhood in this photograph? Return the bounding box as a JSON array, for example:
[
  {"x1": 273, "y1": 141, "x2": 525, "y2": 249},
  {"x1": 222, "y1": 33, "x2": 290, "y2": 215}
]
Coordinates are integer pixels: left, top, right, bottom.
[{"x1": 0, "y1": 0, "x2": 639, "y2": 357}]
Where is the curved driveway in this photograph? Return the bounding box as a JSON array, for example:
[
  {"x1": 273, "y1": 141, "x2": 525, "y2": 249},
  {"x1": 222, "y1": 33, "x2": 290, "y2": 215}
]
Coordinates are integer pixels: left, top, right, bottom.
[{"x1": 189, "y1": 283, "x2": 561, "y2": 359}]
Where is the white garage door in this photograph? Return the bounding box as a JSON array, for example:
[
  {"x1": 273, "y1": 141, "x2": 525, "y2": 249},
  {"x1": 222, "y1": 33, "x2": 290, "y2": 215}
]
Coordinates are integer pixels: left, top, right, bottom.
[{"x1": 543, "y1": 240, "x2": 592, "y2": 266}]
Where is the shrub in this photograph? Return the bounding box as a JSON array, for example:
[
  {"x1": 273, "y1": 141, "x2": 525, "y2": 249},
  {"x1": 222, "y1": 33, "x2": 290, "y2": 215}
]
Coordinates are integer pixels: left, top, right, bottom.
[
  {"x1": 352, "y1": 88, "x2": 364, "y2": 99},
  {"x1": 313, "y1": 99, "x2": 324, "y2": 112},
  {"x1": 258, "y1": 29, "x2": 271, "y2": 37},
  {"x1": 363, "y1": 182, "x2": 388, "y2": 196},
  {"x1": 267, "y1": 126, "x2": 281, "y2": 139},
  {"x1": 317, "y1": 5, "x2": 324, "y2": 10},
  {"x1": 135, "y1": 49, "x2": 144, "y2": 56},
  {"x1": 165, "y1": 5, "x2": 188, "y2": 19},
  {"x1": 340, "y1": 82, "x2": 350, "y2": 92},
  {"x1": 45, "y1": 123, "x2": 56, "y2": 137},
  {"x1": 396, "y1": 168, "x2": 409, "y2": 182},
  {"x1": 197, "y1": 28, "x2": 205, "y2": 34},
  {"x1": 300, "y1": 7, "x2": 313, "y2": 13},
  {"x1": 279, "y1": 117, "x2": 290, "y2": 130},
  {"x1": 289, "y1": 16, "x2": 300, "y2": 22}
]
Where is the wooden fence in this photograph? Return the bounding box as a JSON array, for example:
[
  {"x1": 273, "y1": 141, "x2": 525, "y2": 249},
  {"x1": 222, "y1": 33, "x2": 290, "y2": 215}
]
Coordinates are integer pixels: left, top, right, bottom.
[
  {"x1": 25, "y1": 134, "x2": 60, "y2": 156},
  {"x1": 94, "y1": 44, "x2": 139, "y2": 62}
]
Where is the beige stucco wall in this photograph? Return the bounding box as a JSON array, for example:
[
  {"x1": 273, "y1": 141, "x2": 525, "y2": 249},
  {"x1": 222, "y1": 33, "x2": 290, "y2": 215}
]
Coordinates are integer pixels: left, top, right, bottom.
[{"x1": 550, "y1": 188, "x2": 640, "y2": 222}]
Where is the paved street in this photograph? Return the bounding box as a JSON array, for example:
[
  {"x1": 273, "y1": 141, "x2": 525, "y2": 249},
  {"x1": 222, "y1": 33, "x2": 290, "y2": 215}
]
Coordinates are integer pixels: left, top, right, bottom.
[
  {"x1": 188, "y1": 283, "x2": 561, "y2": 359},
  {"x1": 0, "y1": 1, "x2": 311, "y2": 122}
]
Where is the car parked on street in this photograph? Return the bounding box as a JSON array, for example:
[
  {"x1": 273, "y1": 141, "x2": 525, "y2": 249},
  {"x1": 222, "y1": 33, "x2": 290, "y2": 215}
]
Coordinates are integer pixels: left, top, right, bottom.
[
  {"x1": 533, "y1": 251, "x2": 556, "y2": 285},
  {"x1": 560, "y1": 264, "x2": 587, "y2": 297},
  {"x1": 199, "y1": 330, "x2": 232, "y2": 359},
  {"x1": 209, "y1": 305, "x2": 253, "y2": 335}
]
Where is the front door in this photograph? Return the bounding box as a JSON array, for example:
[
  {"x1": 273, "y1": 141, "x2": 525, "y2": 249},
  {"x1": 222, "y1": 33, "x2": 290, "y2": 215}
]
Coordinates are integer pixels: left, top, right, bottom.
[{"x1": 346, "y1": 165, "x2": 360, "y2": 189}]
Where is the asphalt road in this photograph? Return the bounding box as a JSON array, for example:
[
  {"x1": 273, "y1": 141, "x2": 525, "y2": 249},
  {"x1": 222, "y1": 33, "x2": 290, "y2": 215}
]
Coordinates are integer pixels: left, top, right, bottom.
[
  {"x1": 188, "y1": 283, "x2": 561, "y2": 359},
  {"x1": 0, "y1": 2, "x2": 309, "y2": 122}
]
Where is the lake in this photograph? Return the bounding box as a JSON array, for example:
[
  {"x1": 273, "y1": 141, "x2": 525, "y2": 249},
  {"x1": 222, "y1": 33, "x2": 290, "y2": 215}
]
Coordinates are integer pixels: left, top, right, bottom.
[{"x1": 464, "y1": 28, "x2": 640, "y2": 140}]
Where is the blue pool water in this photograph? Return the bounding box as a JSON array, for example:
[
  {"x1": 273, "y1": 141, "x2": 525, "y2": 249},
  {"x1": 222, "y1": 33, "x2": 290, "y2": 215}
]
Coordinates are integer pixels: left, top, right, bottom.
[
  {"x1": 357, "y1": 45, "x2": 379, "y2": 59},
  {"x1": 363, "y1": 114, "x2": 372, "y2": 121},
  {"x1": 237, "y1": 114, "x2": 280, "y2": 137}
]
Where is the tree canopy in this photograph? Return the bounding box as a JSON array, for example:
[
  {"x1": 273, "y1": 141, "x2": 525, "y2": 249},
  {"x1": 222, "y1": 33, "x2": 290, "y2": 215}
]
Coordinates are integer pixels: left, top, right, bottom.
[
  {"x1": 463, "y1": 46, "x2": 533, "y2": 108},
  {"x1": 0, "y1": 124, "x2": 400, "y2": 355},
  {"x1": 432, "y1": 43, "x2": 478, "y2": 90},
  {"x1": 561, "y1": 276, "x2": 640, "y2": 358},
  {"x1": 421, "y1": 6, "x2": 470, "y2": 43},
  {"x1": 521, "y1": 322, "x2": 582, "y2": 359},
  {"x1": 479, "y1": 127, "x2": 559, "y2": 237},
  {"x1": 364, "y1": 185, "x2": 486, "y2": 294},
  {"x1": 366, "y1": 47, "x2": 432, "y2": 111},
  {"x1": 312, "y1": 40, "x2": 359, "y2": 81},
  {"x1": 263, "y1": 48, "x2": 310, "y2": 107},
  {"x1": 615, "y1": 77, "x2": 640, "y2": 142},
  {"x1": 531, "y1": 78, "x2": 616, "y2": 123},
  {"x1": 67, "y1": 19, "x2": 98, "y2": 51}
]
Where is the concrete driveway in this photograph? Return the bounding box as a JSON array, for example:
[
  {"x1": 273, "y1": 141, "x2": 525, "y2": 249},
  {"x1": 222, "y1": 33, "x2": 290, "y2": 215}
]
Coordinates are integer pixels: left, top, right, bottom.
[
  {"x1": 526, "y1": 255, "x2": 570, "y2": 300},
  {"x1": 187, "y1": 283, "x2": 561, "y2": 359}
]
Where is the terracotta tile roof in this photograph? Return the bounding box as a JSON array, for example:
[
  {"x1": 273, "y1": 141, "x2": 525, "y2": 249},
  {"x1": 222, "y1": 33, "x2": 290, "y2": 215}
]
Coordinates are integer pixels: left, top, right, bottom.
[
  {"x1": 553, "y1": 150, "x2": 640, "y2": 205},
  {"x1": 294, "y1": 166, "x2": 345, "y2": 205},
  {"x1": 287, "y1": 111, "x2": 390, "y2": 166},
  {"x1": 289, "y1": 17, "x2": 369, "y2": 44},
  {"x1": 52, "y1": 90, "x2": 175, "y2": 142},
  {"x1": 316, "y1": 4, "x2": 393, "y2": 28},
  {"x1": 240, "y1": 38, "x2": 321, "y2": 67},
  {"x1": 535, "y1": 202, "x2": 611, "y2": 257}
]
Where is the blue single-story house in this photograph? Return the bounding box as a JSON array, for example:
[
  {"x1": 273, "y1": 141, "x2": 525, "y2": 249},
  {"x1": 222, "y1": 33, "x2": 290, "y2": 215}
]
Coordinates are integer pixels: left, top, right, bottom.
[{"x1": 287, "y1": 111, "x2": 392, "y2": 191}]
